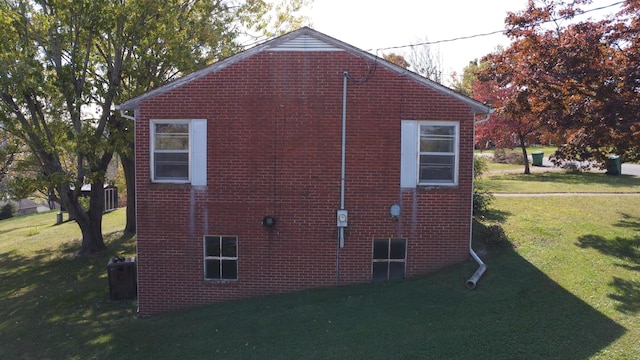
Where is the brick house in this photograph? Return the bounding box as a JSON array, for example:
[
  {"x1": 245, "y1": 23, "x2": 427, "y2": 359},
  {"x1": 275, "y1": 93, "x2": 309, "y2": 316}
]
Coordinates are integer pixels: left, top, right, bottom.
[{"x1": 117, "y1": 27, "x2": 491, "y2": 316}]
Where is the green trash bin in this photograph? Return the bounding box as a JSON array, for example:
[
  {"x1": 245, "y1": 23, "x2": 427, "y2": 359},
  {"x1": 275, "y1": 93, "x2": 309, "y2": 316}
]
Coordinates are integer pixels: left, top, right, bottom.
[
  {"x1": 531, "y1": 151, "x2": 544, "y2": 166},
  {"x1": 606, "y1": 155, "x2": 621, "y2": 176}
]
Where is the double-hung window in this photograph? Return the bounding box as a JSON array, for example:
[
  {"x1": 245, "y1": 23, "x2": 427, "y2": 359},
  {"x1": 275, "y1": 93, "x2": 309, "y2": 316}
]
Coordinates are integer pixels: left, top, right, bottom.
[
  {"x1": 150, "y1": 119, "x2": 207, "y2": 185},
  {"x1": 204, "y1": 235, "x2": 238, "y2": 280},
  {"x1": 401, "y1": 120, "x2": 459, "y2": 187},
  {"x1": 419, "y1": 122, "x2": 458, "y2": 185},
  {"x1": 152, "y1": 121, "x2": 189, "y2": 181}
]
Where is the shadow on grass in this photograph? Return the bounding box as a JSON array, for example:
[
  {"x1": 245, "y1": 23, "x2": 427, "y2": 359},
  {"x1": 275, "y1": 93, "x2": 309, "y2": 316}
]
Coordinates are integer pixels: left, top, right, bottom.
[
  {"x1": 576, "y1": 233, "x2": 640, "y2": 314},
  {"x1": 478, "y1": 208, "x2": 511, "y2": 223},
  {"x1": 0, "y1": 231, "x2": 138, "y2": 359},
  {"x1": 100, "y1": 243, "x2": 626, "y2": 359},
  {"x1": 616, "y1": 212, "x2": 640, "y2": 231},
  {"x1": 609, "y1": 277, "x2": 640, "y2": 315},
  {"x1": 0, "y1": 226, "x2": 628, "y2": 359}
]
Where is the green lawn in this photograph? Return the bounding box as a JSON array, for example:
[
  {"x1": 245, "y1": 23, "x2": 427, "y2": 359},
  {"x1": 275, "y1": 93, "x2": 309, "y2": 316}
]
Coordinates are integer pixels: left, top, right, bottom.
[
  {"x1": 475, "y1": 145, "x2": 558, "y2": 156},
  {"x1": 484, "y1": 161, "x2": 524, "y2": 173},
  {"x1": 477, "y1": 170, "x2": 640, "y2": 193},
  {"x1": 481, "y1": 196, "x2": 640, "y2": 358},
  {"x1": 1, "y1": 184, "x2": 639, "y2": 358}
]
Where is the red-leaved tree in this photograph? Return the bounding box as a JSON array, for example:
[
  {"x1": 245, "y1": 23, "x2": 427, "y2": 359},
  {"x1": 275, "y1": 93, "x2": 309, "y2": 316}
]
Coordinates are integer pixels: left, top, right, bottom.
[
  {"x1": 476, "y1": 0, "x2": 640, "y2": 169},
  {"x1": 475, "y1": 46, "x2": 550, "y2": 174}
]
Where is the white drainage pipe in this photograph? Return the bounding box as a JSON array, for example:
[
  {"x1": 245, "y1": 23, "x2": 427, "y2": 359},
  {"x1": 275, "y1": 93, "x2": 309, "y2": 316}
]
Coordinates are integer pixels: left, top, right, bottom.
[
  {"x1": 466, "y1": 248, "x2": 487, "y2": 289},
  {"x1": 466, "y1": 110, "x2": 493, "y2": 289}
]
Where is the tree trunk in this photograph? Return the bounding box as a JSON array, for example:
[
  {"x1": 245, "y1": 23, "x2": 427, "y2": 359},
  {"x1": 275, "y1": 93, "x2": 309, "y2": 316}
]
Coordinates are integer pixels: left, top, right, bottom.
[
  {"x1": 519, "y1": 135, "x2": 531, "y2": 175},
  {"x1": 63, "y1": 181, "x2": 107, "y2": 257},
  {"x1": 76, "y1": 210, "x2": 107, "y2": 256},
  {"x1": 121, "y1": 152, "x2": 136, "y2": 234}
]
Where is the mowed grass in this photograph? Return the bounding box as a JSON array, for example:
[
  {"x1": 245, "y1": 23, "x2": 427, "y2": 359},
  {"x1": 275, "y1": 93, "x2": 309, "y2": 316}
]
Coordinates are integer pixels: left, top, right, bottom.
[
  {"x1": 481, "y1": 196, "x2": 640, "y2": 358},
  {"x1": 475, "y1": 145, "x2": 558, "y2": 156},
  {"x1": 1, "y1": 183, "x2": 639, "y2": 358},
  {"x1": 477, "y1": 170, "x2": 640, "y2": 193},
  {"x1": 0, "y1": 210, "x2": 138, "y2": 359}
]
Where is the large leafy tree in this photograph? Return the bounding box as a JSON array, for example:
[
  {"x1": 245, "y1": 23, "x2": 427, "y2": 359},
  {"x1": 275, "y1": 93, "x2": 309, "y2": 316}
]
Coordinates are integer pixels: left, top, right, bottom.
[
  {"x1": 1, "y1": 0, "x2": 120, "y2": 256},
  {"x1": 593, "y1": 0, "x2": 640, "y2": 162},
  {"x1": 0, "y1": 133, "x2": 19, "y2": 191},
  {"x1": 451, "y1": 59, "x2": 482, "y2": 97},
  {"x1": 476, "y1": 0, "x2": 640, "y2": 170},
  {"x1": 0, "y1": 0, "x2": 310, "y2": 256},
  {"x1": 475, "y1": 47, "x2": 548, "y2": 174},
  {"x1": 451, "y1": 57, "x2": 532, "y2": 158}
]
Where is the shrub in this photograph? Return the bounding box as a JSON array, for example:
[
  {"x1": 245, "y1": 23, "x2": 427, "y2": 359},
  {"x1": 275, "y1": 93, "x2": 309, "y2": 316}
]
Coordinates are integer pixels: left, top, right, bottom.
[
  {"x1": 561, "y1": 162, "x2": 579, "y2": 172},
  {"x1": 0, "y1": 202, "x2": 17, "y2": 220},
  {"x1": 484, "y1": 224, "x2": 508, "y2": 246},
  {"x1": 473, "y1": 156, "x2": 493, "y2": 216},
  {"x1": 474, "y1": 155, "x2": 489, "y2": 179},
  {"x1": 473, "y1": 188, "x2": 494, "y2": 216},
  {"x1": 474, "y1": 221, "x2": 508, "y2": 246},
  {"x1": 493, "y1": 148, "x2": 525, "y2": 165}
]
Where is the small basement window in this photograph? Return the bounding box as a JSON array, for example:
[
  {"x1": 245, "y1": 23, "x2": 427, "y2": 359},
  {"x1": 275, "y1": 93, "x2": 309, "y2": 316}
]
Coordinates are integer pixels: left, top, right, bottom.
[
  {"x1": 204, "y1": 235, "x2": 238, "y2": 280},
  {"x1": 372, "y1": 238, "x2": 406, "y2": 282}
]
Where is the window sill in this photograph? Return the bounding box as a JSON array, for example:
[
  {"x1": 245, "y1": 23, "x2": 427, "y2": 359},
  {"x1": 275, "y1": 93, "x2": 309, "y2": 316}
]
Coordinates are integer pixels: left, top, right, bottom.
[
  {"x1": 148, "y1": 182, "x2": 193, "y2": 190},
  {"x1": 416, "y1": 184, "x2": 460, "y2": 191},
  {"x1": 418, "y1": 183, "x2": 458, "y2": 188},
  {"x1": 204, "y1": 279, "x2": 238, "y2": 284},
  {"x1": 151, "y1": 179, "x2": 190, "y2": 184}
]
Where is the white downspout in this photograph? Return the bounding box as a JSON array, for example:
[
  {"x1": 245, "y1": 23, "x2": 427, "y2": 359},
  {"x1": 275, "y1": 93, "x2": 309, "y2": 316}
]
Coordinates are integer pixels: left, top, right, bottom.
[
  {"x1": 117, "y1": 108, "x2": 136, "y2": 121},
  {"x1": 467, "y1": 249, "x2": 487, "y2": 289},
  {"x1": 474, "y1": 111, "x2": 492, "y2": 125},
  {"x1": 466, "y1": 110, "x2": 493, "y2": 289}
]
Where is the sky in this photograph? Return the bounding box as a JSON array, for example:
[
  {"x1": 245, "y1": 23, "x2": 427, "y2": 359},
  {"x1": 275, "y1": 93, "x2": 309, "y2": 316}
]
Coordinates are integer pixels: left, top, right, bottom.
[{"x1": 302, "y1": 0, "x2": 623, "y2": 83}]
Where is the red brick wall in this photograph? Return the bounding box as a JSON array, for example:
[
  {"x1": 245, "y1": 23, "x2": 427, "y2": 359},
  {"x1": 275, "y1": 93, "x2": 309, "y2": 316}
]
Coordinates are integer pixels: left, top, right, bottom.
[{"x1": 134, "y1": 50, "x2": 475, "y2": 316}]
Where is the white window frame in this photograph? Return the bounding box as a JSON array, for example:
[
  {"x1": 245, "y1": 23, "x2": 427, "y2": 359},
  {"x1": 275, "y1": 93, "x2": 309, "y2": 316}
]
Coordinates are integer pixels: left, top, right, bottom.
[
  {"x1": 418, "y1": 121, "x2": 459, "y2": 186},
  {"x1": 204, "y1": 235, "x2": 238, "y2": 281},
  {"x1": 150, "y1": 119, "x2": 207, "y2": 185},
  {"x1": 401, "y1": 120, "x2": 459, "y2": 187}
]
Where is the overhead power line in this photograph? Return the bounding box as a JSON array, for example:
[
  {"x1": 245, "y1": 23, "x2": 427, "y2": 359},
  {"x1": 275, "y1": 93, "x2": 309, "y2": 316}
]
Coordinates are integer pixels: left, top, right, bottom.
[{"x1": 370, "y1": 1, "x2": 624, "y2": 53}]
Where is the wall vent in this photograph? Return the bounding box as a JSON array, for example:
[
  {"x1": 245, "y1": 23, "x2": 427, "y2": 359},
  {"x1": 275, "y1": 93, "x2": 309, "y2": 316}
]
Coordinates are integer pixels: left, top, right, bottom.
[{"x1": 268, "y1": 35, "x2": 343, "y2": 52}]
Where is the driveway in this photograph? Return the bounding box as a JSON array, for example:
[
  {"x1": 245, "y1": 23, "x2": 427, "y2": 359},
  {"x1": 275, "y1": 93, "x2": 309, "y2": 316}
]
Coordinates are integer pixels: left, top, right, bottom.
[{"x1": 533, "y1": 156, "x2": 640, "y2": 176}]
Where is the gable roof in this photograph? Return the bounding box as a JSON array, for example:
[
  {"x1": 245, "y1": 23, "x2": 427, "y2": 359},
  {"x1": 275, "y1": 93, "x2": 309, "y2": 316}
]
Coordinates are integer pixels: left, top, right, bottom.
[{"x1": 116, "y1": 27, "x2": 490, "y2": 114}]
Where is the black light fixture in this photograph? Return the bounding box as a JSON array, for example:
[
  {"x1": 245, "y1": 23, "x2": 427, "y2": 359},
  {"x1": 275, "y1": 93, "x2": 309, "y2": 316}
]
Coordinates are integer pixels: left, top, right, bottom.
[{"x1": 262, "y1": 215, "x2": 276, "y2": 228}]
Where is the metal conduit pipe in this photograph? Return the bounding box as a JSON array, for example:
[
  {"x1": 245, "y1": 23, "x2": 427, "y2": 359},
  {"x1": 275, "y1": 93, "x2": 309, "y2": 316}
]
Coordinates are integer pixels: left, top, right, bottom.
[
  {"x1": 336, "y1": 71, "x2": 349, "y2": 286},
  {"x1": 338, "y1": 71, "x2": 348, "y2": 249}
]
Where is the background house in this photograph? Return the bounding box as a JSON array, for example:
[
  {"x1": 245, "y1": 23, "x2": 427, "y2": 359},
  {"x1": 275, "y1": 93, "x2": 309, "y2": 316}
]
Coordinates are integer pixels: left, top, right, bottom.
[
  {"x1": 117, "y1": 27, "x2": 491, "y2": 316},
  {"x1": 0, "y1": 198, "x2": 51, "y2": 216}
]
